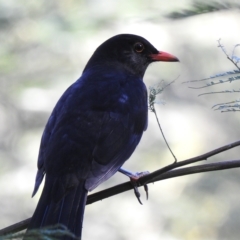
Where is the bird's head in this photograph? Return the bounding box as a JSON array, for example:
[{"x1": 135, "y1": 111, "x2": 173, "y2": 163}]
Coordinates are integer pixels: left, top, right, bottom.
[{"x1": 83, "y1": 34, "x2": 179, "y2": 78}]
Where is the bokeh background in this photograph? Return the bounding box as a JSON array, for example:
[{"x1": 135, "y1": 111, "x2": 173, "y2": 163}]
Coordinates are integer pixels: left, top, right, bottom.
[{"x1": 1, "y1": 0, "x2": 240, "y2": 239}]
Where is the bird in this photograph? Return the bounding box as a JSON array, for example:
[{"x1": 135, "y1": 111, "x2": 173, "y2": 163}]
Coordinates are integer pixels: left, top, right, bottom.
[{"x1": 26, "y1": 34, "x2": 179, "y2": 239}]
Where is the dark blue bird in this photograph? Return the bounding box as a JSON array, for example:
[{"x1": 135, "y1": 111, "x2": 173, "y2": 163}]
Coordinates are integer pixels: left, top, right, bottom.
[{"x1": 26, "y1": 34, "x2": 179, "y2": 239}]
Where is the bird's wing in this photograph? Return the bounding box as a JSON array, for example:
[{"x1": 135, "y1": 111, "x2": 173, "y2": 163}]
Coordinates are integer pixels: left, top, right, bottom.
[{"x1": 85, "y1": 110, "x2": 145, "y2": 191}]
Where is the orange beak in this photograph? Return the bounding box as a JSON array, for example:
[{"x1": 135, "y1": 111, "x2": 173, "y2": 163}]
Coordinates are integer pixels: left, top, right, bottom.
[{"x1": 150, "y1": 51, "x2": 179, "y2": 62}]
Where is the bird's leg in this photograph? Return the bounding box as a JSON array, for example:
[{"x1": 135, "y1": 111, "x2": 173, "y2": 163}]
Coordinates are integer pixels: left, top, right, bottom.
[
  {"x1": 118, "y1": 168, "x2": 149, "y2": 204},
  {"x1": 118, "y1": 168, "x2": 149, "y2": 179}
]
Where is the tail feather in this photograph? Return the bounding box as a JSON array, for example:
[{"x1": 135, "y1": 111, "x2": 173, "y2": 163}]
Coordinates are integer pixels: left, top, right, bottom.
[
  {"x1": 27, "y1": 178, "x2": 88, "y2": 239},
  {"x1": 69, "y1": 184, "x2": 88, "y2": 236}
]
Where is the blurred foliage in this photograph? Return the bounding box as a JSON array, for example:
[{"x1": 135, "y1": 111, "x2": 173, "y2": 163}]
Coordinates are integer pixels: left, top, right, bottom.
[
  {"x1": 184, "y1": 39, "x2": 240, "y2": 112},
  {"x1": 0, "y1": 224, "x2": 77, "y2": 240},
  {"x1": 167, "y1": 1, "x2": 240, "y2": 19}
]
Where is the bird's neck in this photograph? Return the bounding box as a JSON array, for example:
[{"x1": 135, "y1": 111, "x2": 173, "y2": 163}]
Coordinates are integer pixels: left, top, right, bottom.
[{"x1": 83, "y1": 58, "x2": 146, "y2": 79}]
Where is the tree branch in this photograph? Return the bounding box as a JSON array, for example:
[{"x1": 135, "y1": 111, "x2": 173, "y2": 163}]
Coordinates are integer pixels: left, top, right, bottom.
[
  {"x1": 139, "y1": 139, "x2": 240, "y2": 185},
  {"x1": 1, "y1": 140, "x2": 240, "y2": 236}
]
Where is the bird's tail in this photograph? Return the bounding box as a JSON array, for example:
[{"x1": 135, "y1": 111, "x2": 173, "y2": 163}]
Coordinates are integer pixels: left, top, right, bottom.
[{"x1": 26, "y1": 177, "x2": 88, "y2": 240}]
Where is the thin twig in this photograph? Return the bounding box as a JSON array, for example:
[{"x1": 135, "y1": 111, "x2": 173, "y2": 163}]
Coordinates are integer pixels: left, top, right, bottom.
[
  {"x1": 212, "y1": 100, "x2": 240, "y2": 109},
  {"x1": 148, "y1": 81, "x2": 178, "y2": 163},
  {"x1": 218, "y1": 39, "x2": 240, "y2": 70},
  {"x1": 198, "y1": 90, "x2": 240, "y2": 97},
  {"x1": 221, "y1": 109, "x2": 240, "y2": 113},
  {"x1": 188, "y1": 77, "x2": 240, "y2": 89},
  {"x1": 182, "y1": 70, "x2": 240, "y2": 84},
  {"x1": 152, "y1": 107, "x2": 177, "y2": 163}
]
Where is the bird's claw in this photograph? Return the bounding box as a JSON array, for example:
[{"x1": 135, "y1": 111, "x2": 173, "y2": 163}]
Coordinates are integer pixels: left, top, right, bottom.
[
  {"x1": 130, "y1": 171, "x2": 150, "y2": 204},
  {"x1": 130, "y1": 178, "x2": 142, "y2": 205},
  {"x1": 144, "y1": 184, "x2": 148, "y2": 200}
]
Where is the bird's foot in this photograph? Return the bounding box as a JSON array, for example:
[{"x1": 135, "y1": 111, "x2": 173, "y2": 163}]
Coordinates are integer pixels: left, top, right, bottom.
[
  {"x1": 130, "y1": 180, "x2": 148, "y2": 204},
  {"x1": 130, "y1": 171, "x2": 149, "y2": 204},
  {"x1": 118, "y1": 168, "x2": 149, "y2": 204},
  {"x1": 127, "y1": 171, "x2": 149, "y2": 180}
]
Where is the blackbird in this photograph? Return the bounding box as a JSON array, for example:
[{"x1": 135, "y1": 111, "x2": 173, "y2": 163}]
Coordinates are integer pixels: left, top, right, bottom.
[{"x1": 26, "y1": 34, "x2": 179, "y2": 239}]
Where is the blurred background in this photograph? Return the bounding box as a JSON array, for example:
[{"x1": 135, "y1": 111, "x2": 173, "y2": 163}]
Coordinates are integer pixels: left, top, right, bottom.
[{"x1": 1, "y1": 0, "x2": 240, "y2": 239}]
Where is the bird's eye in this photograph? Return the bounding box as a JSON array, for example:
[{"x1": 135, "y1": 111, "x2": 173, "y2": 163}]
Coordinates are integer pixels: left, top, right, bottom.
[{"x1": 134, "y1": 42, "x2": 144, "y2": 53}]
